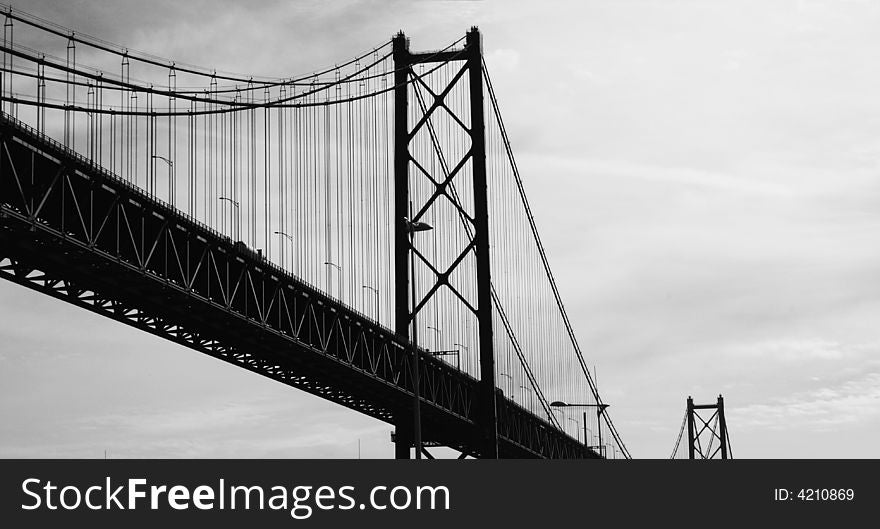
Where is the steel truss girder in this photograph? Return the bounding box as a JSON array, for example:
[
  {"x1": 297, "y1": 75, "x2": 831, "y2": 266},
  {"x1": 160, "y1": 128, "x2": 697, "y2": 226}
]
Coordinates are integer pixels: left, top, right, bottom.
[{"x1": 0, "y1": 113, "x2": 594, "y2": 459}]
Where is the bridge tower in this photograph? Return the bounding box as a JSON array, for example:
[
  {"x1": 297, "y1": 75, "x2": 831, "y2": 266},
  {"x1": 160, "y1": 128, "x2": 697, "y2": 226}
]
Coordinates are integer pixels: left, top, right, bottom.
[
  {"x1": 392, "y1": 28, "x2": 498, "y2": 459},
  {"x1": 686, "y1": 395, "x2": 731, "y2": 459}
]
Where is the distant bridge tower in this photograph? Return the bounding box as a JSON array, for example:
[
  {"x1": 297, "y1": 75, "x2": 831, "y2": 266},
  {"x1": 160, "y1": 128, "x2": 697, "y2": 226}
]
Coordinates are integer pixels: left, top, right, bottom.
[{"x1": 686, "y1": 395, "x2": 732, "y2": 459}]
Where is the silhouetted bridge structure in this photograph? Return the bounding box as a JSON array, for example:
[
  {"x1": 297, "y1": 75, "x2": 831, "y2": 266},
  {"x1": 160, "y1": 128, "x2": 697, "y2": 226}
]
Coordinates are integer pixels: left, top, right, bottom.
[{"x1": 0, "y1": 5, "x2": 629, "y2": 459}]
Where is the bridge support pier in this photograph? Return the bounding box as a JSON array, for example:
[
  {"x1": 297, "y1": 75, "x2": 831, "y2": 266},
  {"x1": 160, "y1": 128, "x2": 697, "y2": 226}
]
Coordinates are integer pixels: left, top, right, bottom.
[{"x1": 393, "y1": 412, "x2": 413, "y2": 459}]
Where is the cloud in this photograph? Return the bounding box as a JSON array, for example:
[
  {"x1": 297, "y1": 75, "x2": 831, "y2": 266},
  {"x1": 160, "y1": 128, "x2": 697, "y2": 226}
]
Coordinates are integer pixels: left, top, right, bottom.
[
  {"x1": 731, "y1": 372, "x2": 880, "y2": 431},
  {"x1": 721, "y1": 339, "x2": 876, "y2": 364},
  {"x1": 486, "y1": 48, "x2": 519, "y2": 72},
  {"x1": 519, "y1": 154, "x2": 798, "y2": 198},
  {"x1": 0, "y1": 382, "x2": 392, "y2": 458}
]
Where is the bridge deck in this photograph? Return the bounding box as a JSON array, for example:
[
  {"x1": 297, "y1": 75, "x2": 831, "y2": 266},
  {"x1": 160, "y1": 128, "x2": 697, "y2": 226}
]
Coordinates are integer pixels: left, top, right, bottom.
[{"x1": 0, "y1": 113, "x2": 597, "y2": 459}]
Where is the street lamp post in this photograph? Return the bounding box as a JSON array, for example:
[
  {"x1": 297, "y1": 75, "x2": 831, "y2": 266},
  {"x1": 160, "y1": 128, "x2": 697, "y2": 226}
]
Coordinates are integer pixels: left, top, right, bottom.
[
  {"x1": 151, "y1": 155, "x2": 173, "y2": 202},
  {"x1": 362, "y1": 285, "x2": 380, "y2": 322},
  {"x1": 274, "y1": 231, "x2": 293, "y2": 268},
  {"x1": 568, "y1": 417, "x2": 580, "y2": 442},
  {"x1": 498, "y1": 372, "x2": 513, "y2": 398},
  {"x1": 426, "y1": 326, "x2": 442, "y2": 354},
  {"x1": 519, "y1": 385, "x2": 534, "y2": 409},
  {"x1": 323, "y1": 261, "x2": 342, "y2": 298},
  {"x1": 550, "y1": 401, "x2": 611, "y2": 458},
  {"x1": 218, "y1": 196, "x2": 240, "y2": 240},
  {"x1": 453, "y1": 343, "x2": 468, "y2": 371},
  {"x1": 404, "y1": 214, "x2": 432, "y2": 459}
]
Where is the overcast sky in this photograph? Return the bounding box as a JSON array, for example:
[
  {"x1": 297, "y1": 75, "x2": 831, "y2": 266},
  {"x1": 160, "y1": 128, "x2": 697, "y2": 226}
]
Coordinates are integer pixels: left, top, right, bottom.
[{"x1": 2, "y1": 0, "x2": 880, "y2": 458}]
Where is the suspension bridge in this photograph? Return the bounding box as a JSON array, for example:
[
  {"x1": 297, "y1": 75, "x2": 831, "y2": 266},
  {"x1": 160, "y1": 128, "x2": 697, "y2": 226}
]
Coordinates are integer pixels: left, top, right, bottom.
[{"x1": 0, "y1": 5, "x2": 630, "y2": 459}]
